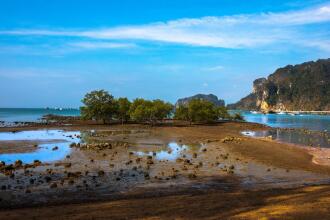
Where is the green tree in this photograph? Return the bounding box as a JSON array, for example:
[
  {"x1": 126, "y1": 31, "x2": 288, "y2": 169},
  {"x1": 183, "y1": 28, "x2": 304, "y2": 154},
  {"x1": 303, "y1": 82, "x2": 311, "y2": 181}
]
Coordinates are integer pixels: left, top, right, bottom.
[
  {"x1": 80, "y1": 90, "x2": 118, "y2": 124},
  {"x1": 129, "y1": 98, "x2": 153, "y2": 123},
  {"x1": 117, "y1": 97, "x2": 131, "y2": 124},
  {"x1": 217, "y1": 106, "x2": 231, "y2": 119},
  {"x1": 232, "y1": 113, "x2": 244, "y2": 121},
  {"x1": 174, "y1": 99, "x2": 220, "y2": 124},
  {"x1": 188, "y1": 99, "x2": 218, "y2": 123},
  {"x1": 174, "y1": 105, "x2": 189, "y2": 121},
  {"x1": 129, "y1": 99, "x2": 173, "y2": 124},
  {"x1": 150, "y1": 99, "x2": 173, "y2": 121}
]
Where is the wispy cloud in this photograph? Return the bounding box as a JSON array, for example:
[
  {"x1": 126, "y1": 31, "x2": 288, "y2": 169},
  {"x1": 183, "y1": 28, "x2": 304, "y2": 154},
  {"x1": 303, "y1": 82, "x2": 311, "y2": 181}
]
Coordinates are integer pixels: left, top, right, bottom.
[
  {"x1": 68, "y1": 41, "x2": 135, "y2": 50},
  {"x1": 202, "y1": 65, "x2": 224, "y2": 72},
  {"x1": 0, "y1": 3, "x2": 329, "y2": 51}
]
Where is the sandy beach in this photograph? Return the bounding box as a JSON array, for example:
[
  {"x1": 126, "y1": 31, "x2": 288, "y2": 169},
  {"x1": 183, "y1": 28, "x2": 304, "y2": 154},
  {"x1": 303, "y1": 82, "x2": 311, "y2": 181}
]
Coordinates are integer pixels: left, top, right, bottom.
[{"x1": 0, "y1": 121, "x2": 329, "y2": 219}]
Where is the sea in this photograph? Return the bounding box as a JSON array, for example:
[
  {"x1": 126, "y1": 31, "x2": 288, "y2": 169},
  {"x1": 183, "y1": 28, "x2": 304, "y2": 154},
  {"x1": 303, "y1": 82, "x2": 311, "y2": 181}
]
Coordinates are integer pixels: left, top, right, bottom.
[
  {"x1": 0, "y1": 108, "x2": 80, "y2": 124},
  {"x1": 233, "y1": 110, "x2": 330, "y2": 148},
  {"x1": 234, "y1": 110, "x2": 330, "y2": 132}
]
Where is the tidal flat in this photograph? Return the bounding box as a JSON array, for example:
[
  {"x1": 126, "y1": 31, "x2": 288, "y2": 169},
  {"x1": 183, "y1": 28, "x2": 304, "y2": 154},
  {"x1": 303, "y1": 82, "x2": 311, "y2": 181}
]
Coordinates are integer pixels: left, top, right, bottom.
[{"x1": 0, "y1": 122, "x2": 330, "y2": 219}]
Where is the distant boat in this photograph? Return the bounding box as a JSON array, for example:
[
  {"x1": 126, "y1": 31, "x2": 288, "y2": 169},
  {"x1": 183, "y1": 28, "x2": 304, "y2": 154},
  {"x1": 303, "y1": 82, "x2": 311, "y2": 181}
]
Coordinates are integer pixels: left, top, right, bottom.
[
  {"x1": 277, "y1": 111, "x2": 286, "y2": 115},
  {"x1": 289, "y1": 113, "x2": 297, "y2": 116},
  {"x1": 250, "y1": 111, "x2": 259, "y2": 114}
]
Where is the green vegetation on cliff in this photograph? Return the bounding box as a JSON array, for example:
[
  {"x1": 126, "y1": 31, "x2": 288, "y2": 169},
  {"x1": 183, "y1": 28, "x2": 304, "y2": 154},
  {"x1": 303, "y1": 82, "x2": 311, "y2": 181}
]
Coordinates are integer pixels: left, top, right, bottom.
[{"x1": 228, "y1": 58, "x2": 330, "y2": 111}]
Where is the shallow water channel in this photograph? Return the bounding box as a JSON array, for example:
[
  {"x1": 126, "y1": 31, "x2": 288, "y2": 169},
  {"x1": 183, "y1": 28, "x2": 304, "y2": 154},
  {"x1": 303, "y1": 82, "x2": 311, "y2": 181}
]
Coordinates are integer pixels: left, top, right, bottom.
[
  {"x1": 0, "y1": 129, "x2": 202, "y2": 164},
  {"x1": 0, "y1": 130, "x2": 81, "y2": 164}
]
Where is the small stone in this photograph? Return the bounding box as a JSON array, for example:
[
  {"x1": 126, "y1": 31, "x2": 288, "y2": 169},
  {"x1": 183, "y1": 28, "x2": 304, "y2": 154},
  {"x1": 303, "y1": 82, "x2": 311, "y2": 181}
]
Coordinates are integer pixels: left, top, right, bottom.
[
  {"x1": 50, "y1": 183, "x2": 57, "y2": 188},
  {"x1": 14, "y1": 160, "x2": 23, "y2": 167},
  {"x1": 98, "y1": 170, "x2": 105, "y2": 176}
]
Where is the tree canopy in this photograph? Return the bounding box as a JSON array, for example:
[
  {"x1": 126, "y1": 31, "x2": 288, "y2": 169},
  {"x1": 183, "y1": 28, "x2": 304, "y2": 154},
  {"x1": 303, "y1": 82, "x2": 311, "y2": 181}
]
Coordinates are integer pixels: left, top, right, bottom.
[
  {"x1": 129, "y1": 98, "x2": 173, "y2": 124},
  {"x1": 117, "y1": 97, "x2": 131, "y2": 124},
  {"x1": 80, "y1": 90, "x2": 118, "y2": 124},
  {"x1": 174, "y1": 99, "x2": 235, "y2": 123},
  {"x1": 80, "y1": 90, "x2": 240, "y2": 125}
]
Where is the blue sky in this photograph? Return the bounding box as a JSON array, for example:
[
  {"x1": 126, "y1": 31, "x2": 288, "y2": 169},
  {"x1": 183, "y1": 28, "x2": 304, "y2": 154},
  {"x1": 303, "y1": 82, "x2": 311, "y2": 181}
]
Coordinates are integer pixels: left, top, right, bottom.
[{"x1": 0, "y1": 0, "x2": 329, "y2": 108}]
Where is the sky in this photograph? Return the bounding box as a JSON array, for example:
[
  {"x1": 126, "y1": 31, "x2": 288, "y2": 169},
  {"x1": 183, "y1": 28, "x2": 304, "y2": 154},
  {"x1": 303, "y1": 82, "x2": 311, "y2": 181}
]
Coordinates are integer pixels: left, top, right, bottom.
[{"x1": 0, "y1": 0, "x2": 329, "y2": 108}]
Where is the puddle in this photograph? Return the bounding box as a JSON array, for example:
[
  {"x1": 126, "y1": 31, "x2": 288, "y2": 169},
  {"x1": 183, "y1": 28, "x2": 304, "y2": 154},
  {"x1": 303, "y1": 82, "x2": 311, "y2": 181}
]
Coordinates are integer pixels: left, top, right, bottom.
[
  {"x1": 242, "y1": 129, "x2": 330, "y2": 148},
  {"x1": 0, "y1": 130, "x2": 81, "y2": 164},
  {"x1": 134, "y1": 142, "x2": 202, "y2": 161}
]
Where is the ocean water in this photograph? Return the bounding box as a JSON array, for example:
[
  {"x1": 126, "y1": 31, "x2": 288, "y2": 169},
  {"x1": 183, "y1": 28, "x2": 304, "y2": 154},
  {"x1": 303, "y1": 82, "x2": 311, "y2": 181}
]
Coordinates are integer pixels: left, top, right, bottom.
[
  {"x1": 0, "y1": 108, "x2": 80, "y2": 123},
  {"x1": 231, "y1": 110, "x2": 330, "y2": 132},
  {"x1": 242, "y1": 130, "x2": 330, "y2": 148},
  {"x1": 233, "y1": 110, "x2": 330, "y2": 148}
]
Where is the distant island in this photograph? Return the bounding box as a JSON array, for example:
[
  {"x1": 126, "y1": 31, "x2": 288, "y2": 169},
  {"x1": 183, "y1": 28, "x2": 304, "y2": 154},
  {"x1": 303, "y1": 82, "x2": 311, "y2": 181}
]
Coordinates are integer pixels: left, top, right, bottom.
[
  {"x1": 175, "y1": 94, "x2": 225, "y2": 108},
  {"x1": 228, "y1": 58, "x2": 330, "y2": 112}
]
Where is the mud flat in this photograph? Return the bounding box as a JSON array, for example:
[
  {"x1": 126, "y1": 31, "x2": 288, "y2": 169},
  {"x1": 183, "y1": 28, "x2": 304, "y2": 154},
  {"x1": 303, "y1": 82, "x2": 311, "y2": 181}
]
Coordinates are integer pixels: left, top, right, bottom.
[{"x1": 0, "y1": 122, "x2": 330, "y2": 219}]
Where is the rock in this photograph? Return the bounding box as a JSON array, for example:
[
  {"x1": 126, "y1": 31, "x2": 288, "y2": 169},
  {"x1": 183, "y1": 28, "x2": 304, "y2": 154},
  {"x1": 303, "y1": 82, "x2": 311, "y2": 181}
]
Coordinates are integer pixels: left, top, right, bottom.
[
  {"x1": 52, "y1": 146, "x2": 59, "y2": 151},
  {"x1": 228, "y1": 58, "x2": 330, "y2": 111},
  {"x1": 33, "y1": 160, "x2": 42, "y2": 166},
  {"x1": 188, "y1": 173, "x2": 197, "y2": 179},
  {"x1": 64, "y1": 163, "x2": 72, "y2": 168},
  {"x1": 14, "y1": 160, "x2": 23, "y2": 167},
  {"x1": 44, "y1": 176, "x2": 52, "y2": 182},
  {"x1": 50, "y1": 183, "x2": 57, "y2": 188},
  {"x1": 0, "y1": 161, "x2": 5, "y2": 167}
]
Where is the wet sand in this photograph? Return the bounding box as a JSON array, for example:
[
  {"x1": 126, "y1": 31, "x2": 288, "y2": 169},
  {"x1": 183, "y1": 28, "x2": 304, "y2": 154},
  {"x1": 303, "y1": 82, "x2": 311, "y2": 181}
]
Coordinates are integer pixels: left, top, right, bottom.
[{"x1": 0, "y1": 122, "x2": 330, "y2": 219}]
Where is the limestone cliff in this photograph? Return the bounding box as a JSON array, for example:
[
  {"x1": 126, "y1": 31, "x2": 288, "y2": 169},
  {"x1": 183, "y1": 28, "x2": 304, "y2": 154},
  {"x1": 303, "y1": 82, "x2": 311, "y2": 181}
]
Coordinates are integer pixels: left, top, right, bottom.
[{"x1": 228, "y1": 58, "x2": 330, "y2": 111}]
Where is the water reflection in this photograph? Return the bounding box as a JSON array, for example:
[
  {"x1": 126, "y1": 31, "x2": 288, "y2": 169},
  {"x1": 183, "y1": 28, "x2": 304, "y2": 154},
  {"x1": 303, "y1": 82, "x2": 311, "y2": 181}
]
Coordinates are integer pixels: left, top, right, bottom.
[
  {"x1": 242, "y1": 129, "x2": 330, "y2": 148},
  {"x1": 0, "y1": 130, "x2": 81, "y2": 164},
  {"x1": 134, "y1": 142, "x2": 201, "y2": 161}
]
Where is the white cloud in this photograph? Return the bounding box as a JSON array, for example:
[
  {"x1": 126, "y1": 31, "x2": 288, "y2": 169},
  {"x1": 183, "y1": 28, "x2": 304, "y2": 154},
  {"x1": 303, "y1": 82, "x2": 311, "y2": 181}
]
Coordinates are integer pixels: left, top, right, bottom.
[
  {"x1": 68, "y1": 41, "x2": 135, "y2": 49},
  {"x1": 203, "y1": 65, "x2": 224, "y2": 72},
  {"x1": 0, "y1": 3, "x2": 329, "y2": 50}
]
